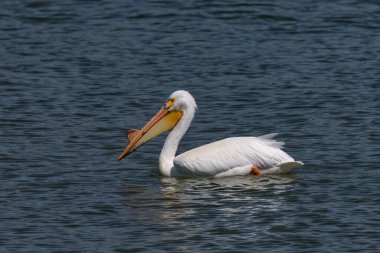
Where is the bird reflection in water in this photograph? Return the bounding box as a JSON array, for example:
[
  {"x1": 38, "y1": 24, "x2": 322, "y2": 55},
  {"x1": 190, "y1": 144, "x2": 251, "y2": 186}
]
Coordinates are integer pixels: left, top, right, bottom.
[{"x1": 120, "y1": 174, "x2": 299, "y2": 228}]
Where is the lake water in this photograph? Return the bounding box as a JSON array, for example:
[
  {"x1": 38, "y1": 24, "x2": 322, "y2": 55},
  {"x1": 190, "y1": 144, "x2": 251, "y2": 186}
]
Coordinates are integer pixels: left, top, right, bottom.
[{"x1": 1, "y1": 0, "x2": 379, "y2": 252}]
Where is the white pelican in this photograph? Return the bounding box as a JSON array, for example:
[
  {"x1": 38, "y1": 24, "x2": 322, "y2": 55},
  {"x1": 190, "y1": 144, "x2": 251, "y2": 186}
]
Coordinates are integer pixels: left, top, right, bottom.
[{"x1": 118, "y1": 90, "x2": 303, "y2": 177}]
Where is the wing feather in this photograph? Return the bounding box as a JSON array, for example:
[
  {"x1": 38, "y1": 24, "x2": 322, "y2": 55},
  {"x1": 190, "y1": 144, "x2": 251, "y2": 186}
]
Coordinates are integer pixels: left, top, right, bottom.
[{"x1": 173, "y1": 134, "x2": 295, "y2": 176}]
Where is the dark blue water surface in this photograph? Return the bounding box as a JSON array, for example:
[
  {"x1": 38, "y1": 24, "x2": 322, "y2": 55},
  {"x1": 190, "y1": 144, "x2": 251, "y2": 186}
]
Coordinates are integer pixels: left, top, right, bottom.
[{"x1": 1, "y1": 0, "x2": 380, "y2": 252}]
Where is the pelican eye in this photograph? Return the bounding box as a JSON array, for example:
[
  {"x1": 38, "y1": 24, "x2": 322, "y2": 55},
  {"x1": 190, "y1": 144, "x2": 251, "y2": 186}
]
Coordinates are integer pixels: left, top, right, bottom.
[{"x1": 165, "y1": 98, "x2": 176, "y2": 108}]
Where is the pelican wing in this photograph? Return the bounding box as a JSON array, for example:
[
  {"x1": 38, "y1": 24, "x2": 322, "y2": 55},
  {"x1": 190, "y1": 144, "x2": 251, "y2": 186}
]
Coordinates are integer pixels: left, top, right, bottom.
[{"x1": 173, "y1": 134, "x2": 295, "y2": 176}]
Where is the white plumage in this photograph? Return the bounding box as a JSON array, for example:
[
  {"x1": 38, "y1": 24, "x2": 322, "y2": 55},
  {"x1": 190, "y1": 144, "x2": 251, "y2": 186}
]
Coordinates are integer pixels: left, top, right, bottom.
[
  {"x1": 118, "y1": 90, "x2": 303, "y2": 177},
  {"x1": 173, "y1": 135, "x2": 296, "y2": 177}
]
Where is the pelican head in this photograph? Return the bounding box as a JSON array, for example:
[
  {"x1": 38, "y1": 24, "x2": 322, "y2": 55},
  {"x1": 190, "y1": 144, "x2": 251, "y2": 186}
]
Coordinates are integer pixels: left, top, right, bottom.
[
  {"x1": 118, "y1": 90, "x2": 197, "y2": 161},
  {"x1": 166, "y1": 90, "x2": 197, "y2": 112}
]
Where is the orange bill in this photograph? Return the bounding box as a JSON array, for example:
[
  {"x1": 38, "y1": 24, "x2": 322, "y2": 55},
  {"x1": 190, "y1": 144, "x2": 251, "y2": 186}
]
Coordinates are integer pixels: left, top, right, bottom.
[{"x1": 118, "y1": 107, "x2": 183, "y2": 161}]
